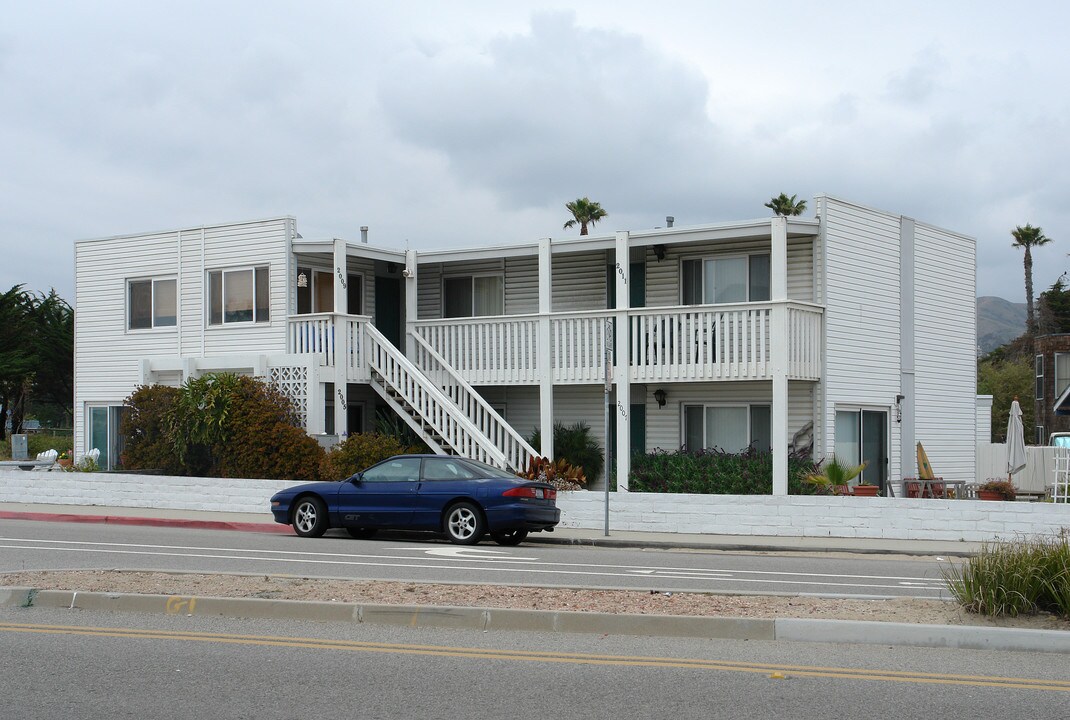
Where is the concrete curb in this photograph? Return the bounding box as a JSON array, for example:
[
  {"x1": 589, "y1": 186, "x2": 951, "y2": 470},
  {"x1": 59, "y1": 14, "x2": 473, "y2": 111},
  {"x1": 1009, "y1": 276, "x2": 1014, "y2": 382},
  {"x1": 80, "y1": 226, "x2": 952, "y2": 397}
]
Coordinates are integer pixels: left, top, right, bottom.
[
  {"x1": 2, "y1": 586, "x2": 1067, "y2": 654},
  {"x1": 0, "y1": 510, "x2": 292, "y2": 535}
]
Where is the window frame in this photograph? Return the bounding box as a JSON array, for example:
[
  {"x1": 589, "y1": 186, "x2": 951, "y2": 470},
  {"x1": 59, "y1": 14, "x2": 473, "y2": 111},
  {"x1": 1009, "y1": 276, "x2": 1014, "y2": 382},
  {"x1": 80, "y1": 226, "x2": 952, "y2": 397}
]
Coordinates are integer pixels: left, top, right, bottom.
[
  {"x1": 441, "y1": 272, "x2": 505, "y2": 318},
  {"x1": 680, "y1": 253, "x2": 771, "y2": 305},
  {"x1": 126, "y1": 277, "x2": 177, "y2": 331},
  {"x1": 207, "y1": 265, "x2": 271, "y2": 327},
  {"x1": 295, "y1": 266, "x2": 364, "y2": 315},
  {"x1": 681, "y1": 402, "x2": 771, "y2": 453},
  {"x1": 1036, "y1": 354, "x2": 1045, "y2": 401}
]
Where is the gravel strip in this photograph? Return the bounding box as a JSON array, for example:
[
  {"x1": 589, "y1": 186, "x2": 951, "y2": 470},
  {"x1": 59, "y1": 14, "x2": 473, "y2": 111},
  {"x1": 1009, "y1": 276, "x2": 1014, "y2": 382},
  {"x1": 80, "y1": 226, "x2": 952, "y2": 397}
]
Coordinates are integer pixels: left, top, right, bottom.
[{"x1": 3, "y1": 570, "x2": 1069, "y2": 631}]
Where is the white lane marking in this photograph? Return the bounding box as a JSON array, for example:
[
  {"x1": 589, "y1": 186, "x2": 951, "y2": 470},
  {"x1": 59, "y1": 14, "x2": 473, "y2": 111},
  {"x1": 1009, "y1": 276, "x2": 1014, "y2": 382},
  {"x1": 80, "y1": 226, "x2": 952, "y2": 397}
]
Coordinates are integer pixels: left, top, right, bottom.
[
  {"x1": 422, "y1": 547, "x2": 538, "y2": 560},
  {"x1": 0, "y1": 542, "x2": 948, "y2": 596},
  {"x1": 0, "y1": 536, "x2": 947, "y2": 586}
]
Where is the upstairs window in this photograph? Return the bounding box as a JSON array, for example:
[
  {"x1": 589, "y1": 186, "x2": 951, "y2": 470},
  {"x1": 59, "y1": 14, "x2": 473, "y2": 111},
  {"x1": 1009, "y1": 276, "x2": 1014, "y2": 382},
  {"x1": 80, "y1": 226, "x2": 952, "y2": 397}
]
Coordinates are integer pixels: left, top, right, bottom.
[
  {"x1": 443, "y1": 275, "x2": 504, "y2": 318},
  {"x1": 209, "y1": 267, "x2": 270, "y2": 325},
  {"x1": 128, "y1": 278, "x2": 176, "y2": 330},
  {"x1": 682, "y1": 254, "x2": 770, "y2": 305}
]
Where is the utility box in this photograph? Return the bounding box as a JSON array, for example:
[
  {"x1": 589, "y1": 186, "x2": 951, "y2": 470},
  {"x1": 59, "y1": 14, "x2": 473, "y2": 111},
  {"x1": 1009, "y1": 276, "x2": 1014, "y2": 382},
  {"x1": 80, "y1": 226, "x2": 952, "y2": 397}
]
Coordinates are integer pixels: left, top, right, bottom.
[{"x1": 11, "y1": 434, "x2": 28, "y2": 460}]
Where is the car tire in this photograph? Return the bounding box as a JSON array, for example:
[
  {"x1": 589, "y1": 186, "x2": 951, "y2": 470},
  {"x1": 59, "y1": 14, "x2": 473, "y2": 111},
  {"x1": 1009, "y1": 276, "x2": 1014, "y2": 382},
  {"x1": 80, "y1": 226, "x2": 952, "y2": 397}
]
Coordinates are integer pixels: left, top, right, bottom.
[
  {"x1": 444, "y1": 502, "x2": 485, "y2": 545},
  {"x1": 490, "y1": 529, "x2": 528, "y2": 546},
  {"x1": 346, "y1": 527, "x2": 377, "y2": 539},
  {"x1": 292, "y1": 496, "x2": 328, "y2": 538}
]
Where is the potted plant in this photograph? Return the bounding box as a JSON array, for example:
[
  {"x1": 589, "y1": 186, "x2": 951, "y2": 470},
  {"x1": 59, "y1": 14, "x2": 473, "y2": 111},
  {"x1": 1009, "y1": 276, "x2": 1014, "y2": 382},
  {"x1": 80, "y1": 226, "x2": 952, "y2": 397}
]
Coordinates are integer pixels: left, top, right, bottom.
[
  {"x1": 804, "y1": 456, "x2": 869, "y2": 496},
  {"x1": 977, "y1": 479, "x2": 1016, "y2": 501},
  {"x1": 57, "y1": 450, "x2": 72, "y2": 468}
]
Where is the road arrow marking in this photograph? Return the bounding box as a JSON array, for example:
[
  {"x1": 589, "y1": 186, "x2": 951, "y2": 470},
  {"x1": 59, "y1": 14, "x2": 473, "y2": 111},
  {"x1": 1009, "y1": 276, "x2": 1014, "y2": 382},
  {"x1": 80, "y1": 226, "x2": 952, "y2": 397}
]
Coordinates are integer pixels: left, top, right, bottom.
[{"x1": 423, "y1": 547, "x2": 539, "y2": 560}]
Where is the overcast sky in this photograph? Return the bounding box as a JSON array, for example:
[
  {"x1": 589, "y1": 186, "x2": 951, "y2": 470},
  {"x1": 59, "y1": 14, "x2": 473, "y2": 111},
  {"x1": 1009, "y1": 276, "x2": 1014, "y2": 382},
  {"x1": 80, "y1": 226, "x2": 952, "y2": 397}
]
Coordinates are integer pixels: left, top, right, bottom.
[{"x1": 3, "y1": 1, "x2": 1067, "y2": 305}]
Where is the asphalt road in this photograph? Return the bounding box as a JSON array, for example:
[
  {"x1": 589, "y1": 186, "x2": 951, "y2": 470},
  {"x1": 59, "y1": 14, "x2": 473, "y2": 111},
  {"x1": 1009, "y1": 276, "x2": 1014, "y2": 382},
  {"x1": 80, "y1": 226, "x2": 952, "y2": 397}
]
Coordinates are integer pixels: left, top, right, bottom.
[
  {"x1": 0, "y1": 519, "x2": 954, "y2": 598},
  {"x1": 2, "y1": 606, "x2": 1067, "y2": 720}
]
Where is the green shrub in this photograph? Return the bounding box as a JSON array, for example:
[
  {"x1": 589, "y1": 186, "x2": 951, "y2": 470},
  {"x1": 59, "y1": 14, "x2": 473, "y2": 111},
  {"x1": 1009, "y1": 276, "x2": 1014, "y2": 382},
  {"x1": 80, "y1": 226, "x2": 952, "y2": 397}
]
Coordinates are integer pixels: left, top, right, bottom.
[
  {"x1": 944, "y1": 534, "x2": 1070, "y2": 618},
  {"x1": 321, "y1": 432, "x2": 415, "y2": 480},
  {"x1": 213, "y1": 376, "x2": 324, "y2": 482},
  {"x1": 528, "y1": 422, "x2": 604, "y2": 480},
  {"x1": 121, "y1": 385, "x2": 183, "y2": 473},
  {"x1": 628, "y1": 448, "x2": 820, "y2": 495}
]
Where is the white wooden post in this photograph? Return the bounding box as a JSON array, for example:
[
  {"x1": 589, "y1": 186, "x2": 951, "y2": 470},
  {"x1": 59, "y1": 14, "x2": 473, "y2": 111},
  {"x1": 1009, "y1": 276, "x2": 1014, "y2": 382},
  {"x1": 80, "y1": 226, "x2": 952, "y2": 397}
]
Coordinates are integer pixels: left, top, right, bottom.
[
  {"x1": 538, "y1": 238, "x2": 554, "y2": 462},
  {"x1": 332, "y1": 238, "x2": 348, "y2": 436},
  {"x1": 614, "y1": 231, "x2": 631, "y2": 491},
  {"x1": 405, "y1": 249, "x2": 418, "y2": 362},
  {"x1": 771, "y1": 218, "x2": 789, "y2": 495}
]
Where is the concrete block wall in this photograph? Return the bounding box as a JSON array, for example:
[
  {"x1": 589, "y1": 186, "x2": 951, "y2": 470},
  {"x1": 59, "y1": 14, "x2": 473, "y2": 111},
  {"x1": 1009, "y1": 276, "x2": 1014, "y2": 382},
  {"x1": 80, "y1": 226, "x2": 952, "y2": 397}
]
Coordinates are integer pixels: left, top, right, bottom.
[
  {"x1": 2, "y1": 471, "x2": 1069, "y2": 542},
  {"x1": 0, "y1": 470, "x2": 291, "y2": 514},
  {"x1": 557, "y1": 492, "x2": 1070, "y2": 543}
]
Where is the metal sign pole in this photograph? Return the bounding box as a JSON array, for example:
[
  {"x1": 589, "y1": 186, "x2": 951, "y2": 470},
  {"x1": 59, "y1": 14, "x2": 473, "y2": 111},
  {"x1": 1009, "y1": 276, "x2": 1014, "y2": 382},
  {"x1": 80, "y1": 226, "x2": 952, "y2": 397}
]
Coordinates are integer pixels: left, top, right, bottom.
[{"x1": 604, "y1": 319, "x2": 613, "y2": 536}]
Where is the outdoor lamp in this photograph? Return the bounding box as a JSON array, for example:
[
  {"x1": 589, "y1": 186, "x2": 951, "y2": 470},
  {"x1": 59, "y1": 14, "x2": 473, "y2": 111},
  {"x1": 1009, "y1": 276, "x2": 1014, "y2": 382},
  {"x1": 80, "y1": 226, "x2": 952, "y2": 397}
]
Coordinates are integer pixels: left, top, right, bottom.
[{"x1": 654, "y1": 388, "x2": 667, "y2": 408}]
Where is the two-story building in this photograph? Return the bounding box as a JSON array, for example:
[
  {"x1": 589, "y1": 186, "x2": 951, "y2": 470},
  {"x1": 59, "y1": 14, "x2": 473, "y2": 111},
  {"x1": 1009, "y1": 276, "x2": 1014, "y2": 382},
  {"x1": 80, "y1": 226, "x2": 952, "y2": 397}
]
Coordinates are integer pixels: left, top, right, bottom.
[{"x1": 74, "y1": 195, "x2": 978, "y2": 493}]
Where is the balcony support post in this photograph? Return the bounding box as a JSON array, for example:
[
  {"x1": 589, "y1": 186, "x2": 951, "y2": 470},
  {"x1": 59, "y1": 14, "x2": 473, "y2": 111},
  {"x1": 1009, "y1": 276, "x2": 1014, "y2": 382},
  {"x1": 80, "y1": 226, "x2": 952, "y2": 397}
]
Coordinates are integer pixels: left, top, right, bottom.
[
  {"x1": 405, "y1": 249, "x2": 419, "y2": 363},
  {"x1": 332, "y1": 238, "x2": 348, "y2": 437},
  {"x1": 614, "y1": 231, "x2": 631, "y2": 491},
  {"x1": 537, "y1": 238, "x2": 554, "y2": 463},
  {"x1": 771, "y1": 217, "x2": 789, "y2": 495}
]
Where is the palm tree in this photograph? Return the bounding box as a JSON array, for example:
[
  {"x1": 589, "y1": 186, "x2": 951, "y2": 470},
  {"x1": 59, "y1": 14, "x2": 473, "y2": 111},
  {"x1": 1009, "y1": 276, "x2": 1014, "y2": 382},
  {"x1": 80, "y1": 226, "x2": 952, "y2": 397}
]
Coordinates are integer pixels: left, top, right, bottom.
[
  {"x1": 764, "y1": 193, "x2": 807, "y2": 217},
  {"x1": 563, "y1": 197, "x2": 608, "y2": 236},
  {"x1": 1011, "y1": 224, "x2": 1052, "y2": 335}
]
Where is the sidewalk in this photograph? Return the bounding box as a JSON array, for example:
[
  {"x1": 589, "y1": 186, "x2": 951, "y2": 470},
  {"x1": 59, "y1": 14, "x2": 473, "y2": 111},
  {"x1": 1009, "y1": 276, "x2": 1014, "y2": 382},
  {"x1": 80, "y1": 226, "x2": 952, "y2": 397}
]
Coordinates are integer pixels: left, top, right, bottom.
[{"x1": 0, "y1": 501, "x2": 985, "y2": 556}]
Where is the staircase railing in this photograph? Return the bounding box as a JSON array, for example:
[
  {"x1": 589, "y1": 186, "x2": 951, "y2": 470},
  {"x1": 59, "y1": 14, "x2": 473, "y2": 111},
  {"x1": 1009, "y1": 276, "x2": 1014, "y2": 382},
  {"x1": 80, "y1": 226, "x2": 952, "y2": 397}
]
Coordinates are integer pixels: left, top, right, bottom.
[
  {"x1": 410, "y1": 331, "x2": 538, "y2": 473},
  {"x1": 364, "y1": 324, "x2": 510, "y2": 469}
]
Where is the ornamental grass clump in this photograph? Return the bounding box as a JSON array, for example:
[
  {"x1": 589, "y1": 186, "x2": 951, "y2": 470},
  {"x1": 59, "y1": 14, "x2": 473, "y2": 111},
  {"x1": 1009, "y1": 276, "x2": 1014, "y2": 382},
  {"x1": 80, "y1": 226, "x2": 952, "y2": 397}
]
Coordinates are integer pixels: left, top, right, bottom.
[{"x1": 943, "y1": 533, "x2": 1070, "y2": 619}]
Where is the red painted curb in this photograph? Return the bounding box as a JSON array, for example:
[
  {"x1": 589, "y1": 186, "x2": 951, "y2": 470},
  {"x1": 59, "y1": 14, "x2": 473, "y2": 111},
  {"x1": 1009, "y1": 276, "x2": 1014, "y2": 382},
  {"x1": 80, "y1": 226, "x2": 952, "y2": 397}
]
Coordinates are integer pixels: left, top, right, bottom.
[{"x1": 0, "y1": 510, "x2": 293, "y2": 534}]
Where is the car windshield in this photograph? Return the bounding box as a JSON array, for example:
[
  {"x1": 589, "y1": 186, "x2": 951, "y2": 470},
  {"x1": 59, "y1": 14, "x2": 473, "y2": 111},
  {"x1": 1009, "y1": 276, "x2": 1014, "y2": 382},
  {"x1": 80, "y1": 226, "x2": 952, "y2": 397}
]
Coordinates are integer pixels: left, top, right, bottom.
[{"x1": 461, "y1": 458, "x2": 523, "y2": 479}]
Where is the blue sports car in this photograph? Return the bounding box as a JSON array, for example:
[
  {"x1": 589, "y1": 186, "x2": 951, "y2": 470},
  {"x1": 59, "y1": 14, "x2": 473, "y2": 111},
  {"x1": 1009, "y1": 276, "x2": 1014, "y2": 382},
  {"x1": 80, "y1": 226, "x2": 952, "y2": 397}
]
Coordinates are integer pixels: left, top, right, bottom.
[{"x1": 270, "y1": 454, "x2": 560, "y2": 545}]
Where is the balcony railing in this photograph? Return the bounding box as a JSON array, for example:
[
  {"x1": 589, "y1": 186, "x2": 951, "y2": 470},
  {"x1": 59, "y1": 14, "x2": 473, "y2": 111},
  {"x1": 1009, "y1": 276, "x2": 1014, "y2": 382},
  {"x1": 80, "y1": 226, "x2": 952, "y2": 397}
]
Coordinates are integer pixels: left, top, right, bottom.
[
  {"x1": 408, "y1": 302, "x2": 823, "y2": 384},
  {"x1": 287, "y1": 313, "x2": 371, "y2": 382}
]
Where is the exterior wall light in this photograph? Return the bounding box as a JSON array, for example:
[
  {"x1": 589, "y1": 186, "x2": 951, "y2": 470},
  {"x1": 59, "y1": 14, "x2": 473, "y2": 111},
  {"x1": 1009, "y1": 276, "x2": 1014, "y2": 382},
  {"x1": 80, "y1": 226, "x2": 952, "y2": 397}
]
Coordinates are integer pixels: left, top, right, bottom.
[{"x1": 654, "y1": 388, "x2": 667, "y2": 408}]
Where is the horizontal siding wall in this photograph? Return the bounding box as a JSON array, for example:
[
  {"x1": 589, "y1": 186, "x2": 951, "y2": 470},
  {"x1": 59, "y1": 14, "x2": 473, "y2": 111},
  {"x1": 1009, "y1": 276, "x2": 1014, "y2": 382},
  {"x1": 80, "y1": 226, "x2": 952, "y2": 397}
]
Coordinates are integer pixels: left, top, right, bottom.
[
  {"x1": 551, "y1": 251, "x2": 609, "y2": 312},
  {"x1": 820, "y1": 198, "x2": 903, "y2": 478},
  {"x1": 914, "y1": 221, "x2": 977, "y2": 482},
  {"x1": 75, "y1": 217, "x2": 293, "y2": 457},
  {"x1": 646, "y1": 381, "x2": 815, "y2": 453}
]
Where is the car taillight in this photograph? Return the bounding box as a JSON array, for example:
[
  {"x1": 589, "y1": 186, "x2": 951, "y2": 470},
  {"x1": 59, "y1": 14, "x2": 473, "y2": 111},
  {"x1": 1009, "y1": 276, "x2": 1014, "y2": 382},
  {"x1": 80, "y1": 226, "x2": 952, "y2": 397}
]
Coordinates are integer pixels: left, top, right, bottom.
[{"x1": 503, "y1": 486, "x2": 556, "y2": 501}]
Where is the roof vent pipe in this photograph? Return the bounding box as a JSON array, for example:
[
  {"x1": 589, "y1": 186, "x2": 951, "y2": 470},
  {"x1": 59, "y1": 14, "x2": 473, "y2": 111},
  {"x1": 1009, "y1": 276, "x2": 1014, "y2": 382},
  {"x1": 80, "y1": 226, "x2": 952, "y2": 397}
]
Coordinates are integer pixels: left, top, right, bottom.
[
  {"x1": 360, "y1": 226, "x2": 369, "y2": 244},
  {"x1": 666, "y1": 216, "x2": 674, "y2": 228}
]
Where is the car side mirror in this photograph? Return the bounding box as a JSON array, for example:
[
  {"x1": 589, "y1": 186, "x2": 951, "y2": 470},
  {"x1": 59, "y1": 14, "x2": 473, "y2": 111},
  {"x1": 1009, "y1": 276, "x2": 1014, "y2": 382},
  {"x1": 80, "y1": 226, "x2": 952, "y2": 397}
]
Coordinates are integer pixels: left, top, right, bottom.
[{"x1": 348, "y1": 473, "x2": 362, "y2": 484}]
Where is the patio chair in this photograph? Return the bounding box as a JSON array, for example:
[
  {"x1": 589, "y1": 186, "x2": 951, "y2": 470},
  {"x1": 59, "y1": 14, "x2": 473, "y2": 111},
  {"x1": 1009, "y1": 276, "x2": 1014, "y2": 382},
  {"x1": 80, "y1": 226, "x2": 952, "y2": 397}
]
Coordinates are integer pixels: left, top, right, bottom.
[{"x1": 34, "y1": 448, "x2": 58, "y2": 471}]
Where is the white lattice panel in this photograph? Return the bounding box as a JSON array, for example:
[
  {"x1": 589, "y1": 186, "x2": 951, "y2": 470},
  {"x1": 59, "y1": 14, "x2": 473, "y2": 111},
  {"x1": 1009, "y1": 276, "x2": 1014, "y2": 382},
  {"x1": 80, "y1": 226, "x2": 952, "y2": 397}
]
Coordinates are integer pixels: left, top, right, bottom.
[{"x1": 270, "y1": 366, "x2": 309, "y2": 429}]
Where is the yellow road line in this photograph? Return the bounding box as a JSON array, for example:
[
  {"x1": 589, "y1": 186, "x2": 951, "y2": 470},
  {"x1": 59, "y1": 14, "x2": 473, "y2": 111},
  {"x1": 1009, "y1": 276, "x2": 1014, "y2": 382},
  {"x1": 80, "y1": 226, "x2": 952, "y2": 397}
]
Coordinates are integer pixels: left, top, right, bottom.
[{"x1": 1, "y1": 622, "x2": 1067, "y2": 692}]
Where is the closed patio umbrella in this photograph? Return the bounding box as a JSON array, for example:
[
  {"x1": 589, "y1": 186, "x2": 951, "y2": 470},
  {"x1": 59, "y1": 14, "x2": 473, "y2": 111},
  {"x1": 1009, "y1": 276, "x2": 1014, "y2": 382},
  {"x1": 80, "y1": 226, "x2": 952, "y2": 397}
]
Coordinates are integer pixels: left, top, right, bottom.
[{"x1": 1007, "y1": 397, "x2": 1027, "y2": 480}]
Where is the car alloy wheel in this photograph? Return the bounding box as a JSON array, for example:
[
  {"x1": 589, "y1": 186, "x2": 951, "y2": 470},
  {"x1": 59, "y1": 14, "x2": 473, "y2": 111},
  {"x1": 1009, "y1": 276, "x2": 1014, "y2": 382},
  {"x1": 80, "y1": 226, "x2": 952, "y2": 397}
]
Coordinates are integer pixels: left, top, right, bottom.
[
  {"x1": 293, "y1": 497, "x2": 328, "y2": 538},
  {"x1": 445, "y1": 502, "x2": 485, "y2": 545}
]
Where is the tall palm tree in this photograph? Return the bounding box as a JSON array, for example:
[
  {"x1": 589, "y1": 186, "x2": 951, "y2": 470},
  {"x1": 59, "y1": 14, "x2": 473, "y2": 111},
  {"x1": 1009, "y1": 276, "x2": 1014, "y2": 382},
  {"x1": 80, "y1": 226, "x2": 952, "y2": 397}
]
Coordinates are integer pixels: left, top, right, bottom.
[
  {"x1": 764, "y1": 193, "x2": 807, "y2": 217},
  {"x1": 563, "y1": 197, "x2": 608, "y2": 236},
  {"x1": 1011, "y1": 223, "x2": 1053, "y2": 335}
]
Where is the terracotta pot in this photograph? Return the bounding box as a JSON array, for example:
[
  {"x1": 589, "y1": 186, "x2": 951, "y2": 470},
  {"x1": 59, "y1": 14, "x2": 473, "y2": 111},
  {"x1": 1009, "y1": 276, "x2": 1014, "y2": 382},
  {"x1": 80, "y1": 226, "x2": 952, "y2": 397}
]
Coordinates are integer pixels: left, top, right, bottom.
[
  {"x1": 851, "y1": 484, "x2": 880, "y2": 496},
  {"x1": 57, "y1": 458, "x2": 72, "y2": 468},
  {"x1": 977, "y1": 490, "x2": 1004, "y2": 501}
]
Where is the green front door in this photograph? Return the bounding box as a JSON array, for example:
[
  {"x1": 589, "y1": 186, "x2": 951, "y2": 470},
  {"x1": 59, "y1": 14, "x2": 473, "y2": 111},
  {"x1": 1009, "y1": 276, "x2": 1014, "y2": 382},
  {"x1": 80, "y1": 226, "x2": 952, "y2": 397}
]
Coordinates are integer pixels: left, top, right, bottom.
[{"x1": 375, "y1": 276, "x2": 402, "y2": 348}]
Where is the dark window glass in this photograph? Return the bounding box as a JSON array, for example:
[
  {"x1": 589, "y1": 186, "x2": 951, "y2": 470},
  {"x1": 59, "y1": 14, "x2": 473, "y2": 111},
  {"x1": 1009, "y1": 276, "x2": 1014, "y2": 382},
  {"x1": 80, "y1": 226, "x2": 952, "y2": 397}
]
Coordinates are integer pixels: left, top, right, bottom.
[
  {"x1": 347, "y1": 274, "x2": 362, "y2": 315},
  {"x1": 209, "y1": 272, "x2": 223, "y2": 325},
  {"x1": 153, "y1": 280, "x2": 177, "y2": 327},
  {"x1": 749, "y1": 254, "x2": 770, "y2": 301},
  {"x1": 684, "y1": 405, "x2": 704, "y2": 451},
  {"x1": 681, "y1": 260, "x2": 702, "y2": 305},
  {"x1": 750, "y1": 405, "x2": 772, "y2": 452},
  {"x1": 422, "y1": 458, "x2": 479, "y2": 480},
  {"x1": 128, "y1": 281, "x2": 152, "y2": 329},
  {"x1": 444, "y1": 277, "x2": 473, "y2": 317},
  {"x1": 255, "y1": 267, "x2": 270, "y2": 322},
  {"x1": 297, "y1": 266, "x2": 312, "y2": 314}
]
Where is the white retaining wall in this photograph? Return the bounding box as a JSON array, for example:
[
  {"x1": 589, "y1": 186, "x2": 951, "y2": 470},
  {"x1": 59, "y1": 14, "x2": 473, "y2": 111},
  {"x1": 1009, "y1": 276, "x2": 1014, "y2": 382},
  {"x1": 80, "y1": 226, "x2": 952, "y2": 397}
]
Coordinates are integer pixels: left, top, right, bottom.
[{"x1": 2, "y1": 471, "x2": 1068, "y2": 543}]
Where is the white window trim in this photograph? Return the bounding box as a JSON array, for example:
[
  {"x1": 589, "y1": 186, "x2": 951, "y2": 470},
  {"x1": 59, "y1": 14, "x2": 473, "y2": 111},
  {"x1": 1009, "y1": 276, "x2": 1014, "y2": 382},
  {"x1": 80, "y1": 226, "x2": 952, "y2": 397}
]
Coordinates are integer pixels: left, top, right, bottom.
[
  {"x1": 441, "y1": 272, "x2": 505, "y2": 317},
  {"x1": 678, "y1": 252, "x2": 769, "y2": 305},
  {"x1": 207, "y1": 265, "x2": 271, "y2": 327},
  {"x1": 126, "y1": 276, "x2": 178, "y2": 332},
  {"x1": 681, "y1": 402, "x2": 768, "y2": 452}
]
